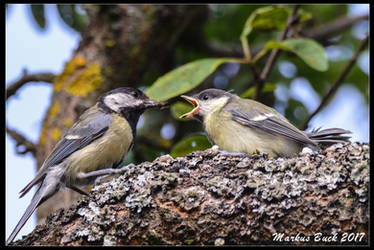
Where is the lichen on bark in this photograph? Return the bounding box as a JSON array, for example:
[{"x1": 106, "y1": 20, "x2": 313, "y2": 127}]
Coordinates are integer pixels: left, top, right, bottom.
[{"x1": 12, "y1": 142, "x2": 369, "y2": 246}]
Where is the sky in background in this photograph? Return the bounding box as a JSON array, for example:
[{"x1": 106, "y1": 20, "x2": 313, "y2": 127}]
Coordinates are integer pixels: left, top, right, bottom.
[
  {"x1": 6, "y1": 4, "x2": 81, "y2": 241},
  {"x1": 5, "y1": 4, "x2": 369, "y2": 241}
]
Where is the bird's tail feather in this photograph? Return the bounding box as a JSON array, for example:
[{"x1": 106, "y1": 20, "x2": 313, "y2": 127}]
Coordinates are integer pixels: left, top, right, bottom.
[
  {"x1": 6, "y1": 179, "x2": 59, "y2": 245},
  {"x1": 6, "y1": 183, "x2": 44, "y2": 245},
  {"x1": 307, "y1": 127, "x2": 352, "y2": 146},
  {"x1": 19, "y1": 173, "x2": 45, "y2": 198}
]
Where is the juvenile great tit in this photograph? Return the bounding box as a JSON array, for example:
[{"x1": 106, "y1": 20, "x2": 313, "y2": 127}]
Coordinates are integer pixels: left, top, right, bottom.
[
  {"x1": 180, "y1": 88, "x2": 351, "y2": 158},
  {"x1": 7, "y1": 87, "x2": 163, "y2": 245}
]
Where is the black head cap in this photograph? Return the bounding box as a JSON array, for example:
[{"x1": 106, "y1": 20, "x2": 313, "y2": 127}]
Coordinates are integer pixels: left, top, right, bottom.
[
  {"x1": 98, "y1": 87, "x2": 161, "y2": 135},
  {"x1": 98, "y1": 87, "x2": 159, "y2": 114},
  {"x1": 193, "y1": 88, "x2": 234, "y2": 101}
]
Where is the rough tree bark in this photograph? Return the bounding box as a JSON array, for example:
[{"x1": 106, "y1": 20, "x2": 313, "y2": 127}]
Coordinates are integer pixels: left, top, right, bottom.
[
  {"x1": 11, "y1": 142, "x2": 369, "y2": 246},
  {"x1": 33, "y1": 5, "x2": 208, "y2": 223}
]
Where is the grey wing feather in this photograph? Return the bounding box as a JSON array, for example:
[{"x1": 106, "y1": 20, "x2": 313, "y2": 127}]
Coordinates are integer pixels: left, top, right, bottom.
[
  {"x1": 226, "y1": 99, "x2": 316, "y2": 146},
  {"x1": 19, "y1": 107, "x2": 112, "y2": 197}
]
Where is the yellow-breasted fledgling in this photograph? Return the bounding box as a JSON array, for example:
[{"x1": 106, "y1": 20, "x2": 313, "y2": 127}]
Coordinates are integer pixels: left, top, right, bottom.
[
  {"x1": 6, "y1": 87, "x2": 163, "y2": 245},
  {"x1": 180, "y1": 88, "x2": 351, "y2": 158}
]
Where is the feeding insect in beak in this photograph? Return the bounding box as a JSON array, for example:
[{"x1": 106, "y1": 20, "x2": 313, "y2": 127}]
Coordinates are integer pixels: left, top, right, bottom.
[
  {"x1": 147, "y1": 100, "x2": 170, "y2": 110},
  {"x1": 180, "y1": 95, "x2": 200, "y2": 118},
  {"x1": 143, "y1": 99, "x2": 165, "y2": 108}
]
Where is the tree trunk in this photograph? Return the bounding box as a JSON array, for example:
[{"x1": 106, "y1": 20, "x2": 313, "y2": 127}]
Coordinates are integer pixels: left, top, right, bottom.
[
  {"x1": 12, "y1": 142, "x2": 369, "y2": 246},
  {"x1": 34, "y1": 4, "x2": 208, "y2": 223}
]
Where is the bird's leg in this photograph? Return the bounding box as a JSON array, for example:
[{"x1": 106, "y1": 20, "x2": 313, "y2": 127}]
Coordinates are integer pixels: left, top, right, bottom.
[
  {"x1": 77, "y1": 163, "x2": 135, "y2": 179},
  {"x1": 68, "y1": 185, "x2": 89, "y2": 196},
  {"x1": 94, "y1": 164, "x2": 135, "y2": 185},
  {"x1": 77, "y1": 164, "x2": 135, "y2": 185}
]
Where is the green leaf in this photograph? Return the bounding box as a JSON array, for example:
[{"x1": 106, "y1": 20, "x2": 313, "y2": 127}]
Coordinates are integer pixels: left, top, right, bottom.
[
  {"x1": 240, "y1": 6, "x2": 290, "y2": 60},
  {"x1": 241, "y1": 82, "x2": 277, "y2": 98},
  {"x1": 298, "y1": 9, "x2": 313, "y2": 23},
  {"x1": 170, "y1": 134, "x2": 212, "y2": 158},
  {"x1": 203, "y1": 5, "x2": 265, "y2": 43},
  {"x1": 57, "y1": 4, "x2": 87, "y2": 33},
  {"x1": 145, "y1": 58, "x2": 235, "y2": 101},
  {"x1": 263, "y1": 82, "x2": 277, "y2": 92},
  {"x1": 240, "y1": 6, "x2": 290, "y2": 39},
  {"x1": 301, "y1": 5, "x2": 348, "y2": 25},
  {"x1": 30, "y1": 4, "x2": 46, "y2": 30},
  {"x1": 240, "y1": 87, "x2": 255, "y2": 99},
  {"x1": 264, "y1": 38, "x2": 328, "y2": 71},
  {"x1": 170, "y1": 101, "x2": 194, "y2": 121}
]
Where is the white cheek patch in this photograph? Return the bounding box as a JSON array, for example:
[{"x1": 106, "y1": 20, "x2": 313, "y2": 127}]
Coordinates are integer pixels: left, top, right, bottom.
[
  {"x1": 104, "y1": 93, "x2": 128, "y2": 112},
  {"x1": 201, "y1": 97, "x2": 229, "y2": 115}
]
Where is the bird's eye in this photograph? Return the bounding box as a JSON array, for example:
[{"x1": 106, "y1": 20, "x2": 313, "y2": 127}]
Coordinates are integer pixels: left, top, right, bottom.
[
  {"x1": 202, "y1": 94, "x2": 209, "y2": 100},
  {"x1": 132, "y1": 91, "x2": 139, "y2": 98}
]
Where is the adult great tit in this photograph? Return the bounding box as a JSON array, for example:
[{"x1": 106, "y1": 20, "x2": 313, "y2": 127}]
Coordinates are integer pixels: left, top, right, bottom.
[
  {"x1": 7, "y1": 87, "x2": 162, "y2": 245},
  {"x1": 180, "y1": 88, "x2": 351, "y2": 158}
]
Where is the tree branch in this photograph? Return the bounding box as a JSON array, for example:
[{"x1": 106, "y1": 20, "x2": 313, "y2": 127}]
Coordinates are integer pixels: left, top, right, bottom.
[
  {"x1": 303, "y1": 14, "x2": 369, "y2": 41},
  {"x1": 6, "y1": 69, "x2": 55, "y2": 156},
  {"x1": 194, "y1": 40, "x2": 245, "y2": 58},
  {"x1": 6, "y1": 69, "x2": 56, "y2": 100},
  {"x1": 301, "y1": 34, "x2": 369, "y2": 130},
  {"x1": 6, "y1": 126, "x2": 37, "y2": 156},
  {"x1": 182, "y1": 13, "x2": 368, "y2": 69},
  {"x1": 11, "y1": 142, "x2": 369, "y2": 246},
  {"x1": 255, "y1": 5, "x2": 301, "y2": 100}
]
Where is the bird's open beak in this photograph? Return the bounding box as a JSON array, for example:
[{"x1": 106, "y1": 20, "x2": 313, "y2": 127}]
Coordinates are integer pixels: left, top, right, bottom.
[{"x1": 180, "y1": 95, "x2": 200, "y2": 118}]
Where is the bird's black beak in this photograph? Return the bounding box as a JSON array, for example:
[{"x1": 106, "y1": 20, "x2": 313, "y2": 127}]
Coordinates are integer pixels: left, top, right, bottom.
[{"x1": 180, "y1": 95, "x2": 200, "y2": 118}]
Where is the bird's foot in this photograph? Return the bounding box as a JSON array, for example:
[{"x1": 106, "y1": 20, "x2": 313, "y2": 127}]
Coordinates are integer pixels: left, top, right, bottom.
[
  {"x1": 217, "y1": 149, "x2": 249, "y2": 158},
  {"x1": 77, "y1": 164, "x2": 135, "y2": 186}
]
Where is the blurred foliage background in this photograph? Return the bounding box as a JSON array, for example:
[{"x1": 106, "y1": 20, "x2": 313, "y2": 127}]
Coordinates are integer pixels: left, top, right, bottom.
[{"x1": 6, "y1": 4, "x2": 369, "y2": 164}]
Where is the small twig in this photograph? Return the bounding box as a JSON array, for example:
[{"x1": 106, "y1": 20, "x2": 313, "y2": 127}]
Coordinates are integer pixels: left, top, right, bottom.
[
  {"x1": 301, "y1": 34, "x2": 369, "y2": 130},
  {"x1": 186, "y1": 40, "x2": 245, "y2": 58},
  {"x1": 6, "y1": 69, "x2": 56, "y2": 100},
  {"x1": 6, "y1": 126, "x2": 37, "y2": 156},
  {"x1": 255, "y1": 5, "x2": 301, "y2": 100},
  {"x1": 241, "y1": 36, "x2": 252, "y2": 61},
  {"x1": 184, "y1": 14, "x2": 368, "y2": 61},
  {"x1": 304, "y1": 14, "x2": 369, "y2": 41},
  {"x1": 249, "y1": 64, "x2": 261, "y2": 83}
]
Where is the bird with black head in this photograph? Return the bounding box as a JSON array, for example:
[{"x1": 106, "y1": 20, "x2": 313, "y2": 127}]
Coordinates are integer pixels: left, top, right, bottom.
[{"x1": 7, "y1": 87, "x2": 163, "y2": 245}]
